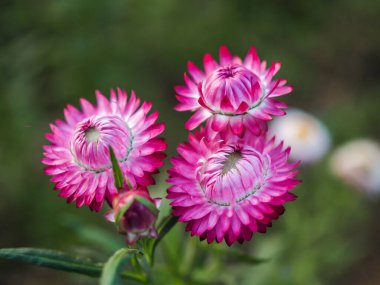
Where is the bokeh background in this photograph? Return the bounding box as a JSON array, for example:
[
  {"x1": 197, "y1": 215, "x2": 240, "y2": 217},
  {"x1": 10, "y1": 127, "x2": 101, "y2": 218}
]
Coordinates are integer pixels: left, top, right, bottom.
[{"x1": 1, "y1": 0, "x2": 380, "y2": 284}]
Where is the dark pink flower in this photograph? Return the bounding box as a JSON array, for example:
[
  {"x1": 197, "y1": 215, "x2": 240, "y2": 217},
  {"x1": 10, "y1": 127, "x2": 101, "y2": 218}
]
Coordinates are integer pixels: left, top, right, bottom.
[
  {"x1": 105, "y1": 187, "x2": 160, "y2": 246},
  {"x1": 175, "y1": 46, "x2": 292, "y2": 135},
  {"x1": 42, "y1": 89, "x2": 166, "y2": 211},
  {"x1": 167, "y1": 127, "x2": 299, "y2": 245}
]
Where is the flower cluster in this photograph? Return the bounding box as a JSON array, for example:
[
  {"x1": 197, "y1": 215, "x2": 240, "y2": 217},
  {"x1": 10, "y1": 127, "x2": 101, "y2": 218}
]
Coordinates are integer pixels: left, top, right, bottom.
[
  {"x1": 42, "y1": 45, "x2": 300, "y2": 247},
  {"x1": 168, "y1": 46, "x2": 300, "y2": 245}
]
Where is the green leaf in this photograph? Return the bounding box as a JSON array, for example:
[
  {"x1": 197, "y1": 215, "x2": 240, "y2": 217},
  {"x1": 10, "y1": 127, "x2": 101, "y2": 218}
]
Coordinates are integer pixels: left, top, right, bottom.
[
  {"x1": 109, "y1": 146, "x2": 124, "y2": 189},
  {"x1": 100, "y1": 248, "x2": 138, "y2": 285},
  {"x1": 134, "y1": 195, "x2": 159, "y2": 216},
  {"x1": 0, "y1": 248, "x2": 145, "y2": 282},
  {"x1": 0, "y1": 247, "x2": 102, "y2": 277}
]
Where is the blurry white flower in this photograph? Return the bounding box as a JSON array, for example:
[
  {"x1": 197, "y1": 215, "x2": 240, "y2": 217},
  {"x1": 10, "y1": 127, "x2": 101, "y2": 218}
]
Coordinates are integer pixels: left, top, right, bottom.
[
  {"x1": 330, "y1": 139, "x2": 380, "y2": 194},
  {"x1": 269, "y1": 108, "x2": 331, "y2": 164}
]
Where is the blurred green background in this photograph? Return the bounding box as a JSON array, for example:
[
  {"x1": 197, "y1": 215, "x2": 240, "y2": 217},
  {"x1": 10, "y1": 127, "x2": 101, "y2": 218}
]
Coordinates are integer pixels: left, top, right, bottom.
[{"x1": 1, "y1": 0, "x2": 380, "y2": 284}]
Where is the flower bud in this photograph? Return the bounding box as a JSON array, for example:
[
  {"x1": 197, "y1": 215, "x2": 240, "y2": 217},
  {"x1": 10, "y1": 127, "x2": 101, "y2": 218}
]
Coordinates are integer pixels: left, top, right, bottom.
[{"x1": 105, "y1": 187, "x2": 160, "y2": 246}]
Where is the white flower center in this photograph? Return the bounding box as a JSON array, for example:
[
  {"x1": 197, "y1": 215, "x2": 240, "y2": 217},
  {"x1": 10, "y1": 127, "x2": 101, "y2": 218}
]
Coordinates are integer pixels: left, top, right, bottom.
[
  {"x1": 221, "y1": 150, "x2": 242, "y2": 176},
  {"x1": 85, "y1": 127, "x2": 101, "y2": 142}
]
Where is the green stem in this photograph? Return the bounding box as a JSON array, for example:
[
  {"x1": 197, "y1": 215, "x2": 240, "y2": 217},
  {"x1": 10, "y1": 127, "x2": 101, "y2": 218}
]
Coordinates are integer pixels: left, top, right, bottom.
[
  {"x1": 153, "y1": 215, "x2": 178, "y2": 252},
  {"x1": 140, "y1": 214, "x2": 178, "y2": 267}
]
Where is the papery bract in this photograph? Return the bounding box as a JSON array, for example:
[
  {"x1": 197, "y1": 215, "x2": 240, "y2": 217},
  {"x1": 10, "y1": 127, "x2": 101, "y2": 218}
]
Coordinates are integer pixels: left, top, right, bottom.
[
  {"x1": 42, "y1": 89, "x2": 166, "y2": 211},
  {"x1": 167, "y1": 127, "x2": 299, "y2": 245},
  {"x1": 175, "y1": 46, "x2": 292, "y2": 135}
]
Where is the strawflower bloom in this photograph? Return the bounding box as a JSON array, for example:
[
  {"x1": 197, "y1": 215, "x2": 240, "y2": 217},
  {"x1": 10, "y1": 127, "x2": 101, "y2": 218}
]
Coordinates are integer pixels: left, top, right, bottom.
[
  {"x1": 269, "y1": 109, "x2": 331, "y2": 164},
  {"x1": 330, "y1": 139, "x2": 380, "y2": 195},
  {"x1": 105, "y1": 187, "x2": 160, "y2": 246},
  {"x1": 167, "y1": 127, "x2": 299, "y2": 245},
  {"x1": 42, "y1": 89, "x2": 166, "y2": 211},
  {"x1": 175, "y1": 45, "x2": 292, "y2": 135}
]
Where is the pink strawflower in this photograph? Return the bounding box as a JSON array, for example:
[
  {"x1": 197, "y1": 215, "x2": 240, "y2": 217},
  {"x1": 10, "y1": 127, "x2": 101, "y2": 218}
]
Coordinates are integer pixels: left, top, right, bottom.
[
  {"x1": 105, "y1": 187, "x2": 160, "y2": 246},
  {"x1": 167, "y1": 127, "x2": 299, "y2": 245},
  {"x1": 175, "y1": 46, "x2": 292, "y2": 135},
  {"x1": 42, "y1": 89, "x2": 166, "y2": 211}
]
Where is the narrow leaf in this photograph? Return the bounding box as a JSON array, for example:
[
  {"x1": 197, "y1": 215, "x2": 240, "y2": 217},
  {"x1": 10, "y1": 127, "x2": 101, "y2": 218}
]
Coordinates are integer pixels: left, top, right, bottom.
[
  {"x1": 0, "y1": 247, "x2": 145, "y2": 282},
  {"x1": 100, "y1": 248, "x2": 137, "y2": 285},
  {"x1": 0, "y1": 248, "x2": 101, "y2": 277},
  {"x1": 109, "y1": 146, "x2": 124, "y2": 189}
]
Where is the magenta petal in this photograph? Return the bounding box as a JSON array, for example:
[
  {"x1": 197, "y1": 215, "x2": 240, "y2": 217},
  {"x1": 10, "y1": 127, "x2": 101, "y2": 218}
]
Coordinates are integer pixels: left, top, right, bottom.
[
  {"x1": 203, "y1": 53, "x2": 219, "y2": 74},
  {"x1": 187, "y1": 61, "x2": 205, "y2": 82},
  {"x1": 185, "y1": 109, "x2": 212, "y2": 130},
  {"x1": 219, "y1": 45, "x2": 233, "y2": 65},
  {"x1": 230, "y1": 117, "x2": 244, "y2": 135},
  {"x1": 210, "y1": 115, "x2": 228, "y2": 132}
]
